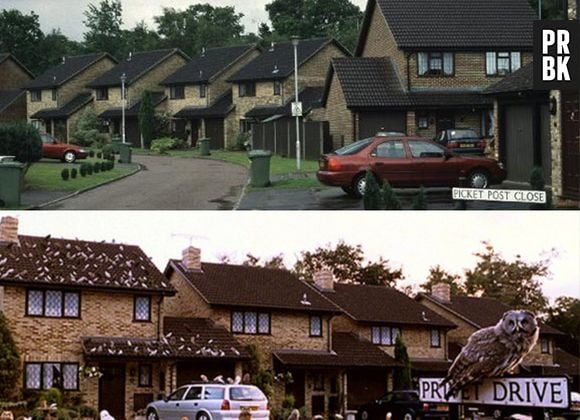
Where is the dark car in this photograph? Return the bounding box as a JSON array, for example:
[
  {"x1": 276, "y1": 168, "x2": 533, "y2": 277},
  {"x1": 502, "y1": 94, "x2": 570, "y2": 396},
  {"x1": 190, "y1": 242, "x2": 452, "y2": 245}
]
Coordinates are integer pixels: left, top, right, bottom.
[
  {"x1": 41, "y1": 133, "x2": 89, "y2": 163},
  {"x1": 316, "y1": 135, "x2": 506, "y2": 197},
  {"x1": 434, "y1": 129, "x2": 486, "y2": 155},
  {"x1": 358, "y1": 390, "x2": 449, "y2": 420}
]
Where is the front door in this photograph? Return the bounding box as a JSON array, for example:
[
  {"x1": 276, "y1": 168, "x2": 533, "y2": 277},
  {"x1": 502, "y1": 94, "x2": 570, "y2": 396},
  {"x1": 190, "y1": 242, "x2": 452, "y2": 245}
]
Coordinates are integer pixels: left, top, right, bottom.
[
  {"x1": 561, "y1": 90, "x2": 579, "y2": 199},
  {"x1": 436, "y1": 111, "x2": 455, "y2": 134},
  {"x1": 99, "y1": 364, "x2": 126, "y2": 420}
]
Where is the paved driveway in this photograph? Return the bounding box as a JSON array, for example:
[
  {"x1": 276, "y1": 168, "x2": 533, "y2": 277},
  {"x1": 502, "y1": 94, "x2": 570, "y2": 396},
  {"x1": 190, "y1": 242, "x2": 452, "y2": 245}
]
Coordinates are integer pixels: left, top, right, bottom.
[{"x1": 46, "y1": 155, "x2": 248, "y2": 210}]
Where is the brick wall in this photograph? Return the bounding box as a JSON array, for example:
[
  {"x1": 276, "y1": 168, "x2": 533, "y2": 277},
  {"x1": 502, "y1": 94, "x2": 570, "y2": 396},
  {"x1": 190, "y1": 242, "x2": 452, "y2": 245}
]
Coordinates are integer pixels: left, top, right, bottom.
[
  {"x1": 209, "y1": 48, "x2": 261, "y2": 104},
  {"x1": 165, "y1": 85, "x2": 209, "y2": 116},
  {"x1": 0, "y1": 58, "x2": 32, "y2": 90},
  {"x1": 324, "y1": 74, "x2": 354, "y2": 148},
  {"x1": 0, "y1": 94, "x2": 27, "y2": 122},
  {"x1": 59, "y1": 57, "x2": 117, "y2": 106},
  {"x1": 550, "y1": 90, "x2": 563, "y2": 198}
]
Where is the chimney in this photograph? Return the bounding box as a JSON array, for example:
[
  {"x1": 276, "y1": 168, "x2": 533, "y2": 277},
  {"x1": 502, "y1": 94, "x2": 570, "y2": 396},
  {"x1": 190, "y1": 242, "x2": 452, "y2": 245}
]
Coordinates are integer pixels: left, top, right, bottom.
[
  {"x1": 431, "y1": 282, "x2": 451, "y2": 303},
  {"x1": 0, "y1": 216, "x2": 19, "y2": 245},
  {"x1": 182, "y1": 246, "x2": 201, "y2": 271},
  {"x1": 314, "y1": 269, "x2": 334, "y2": 291}
]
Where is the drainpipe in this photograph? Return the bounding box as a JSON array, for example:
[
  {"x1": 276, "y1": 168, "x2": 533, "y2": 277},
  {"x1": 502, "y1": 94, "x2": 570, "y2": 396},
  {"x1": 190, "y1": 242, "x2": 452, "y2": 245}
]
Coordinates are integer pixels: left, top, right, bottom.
[{"x1": 157, "y1": 296, "x2": 163, "y2": 340}]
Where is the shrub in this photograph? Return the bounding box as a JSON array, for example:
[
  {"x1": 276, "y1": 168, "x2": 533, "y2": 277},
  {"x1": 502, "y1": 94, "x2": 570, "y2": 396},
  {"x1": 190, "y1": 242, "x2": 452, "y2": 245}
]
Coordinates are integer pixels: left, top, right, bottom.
[
  {"x1": 89, "y1": 150, "x2": 95, "y2": 158},
  {"x1": 102, "y1": 145, "x2": 113, "y2": 161},
  {"x1": 150, "y1": 137, "x2": 185, "y2": 155},
  {"x1": 0, "y1": 122, "x2": 42, "y2": 164},
  {"x1": 412, "y1": 186, "x2": 428, "y2": 210},
  {"x1": 70, "y1": 168, "x2": 78, "y2": 179},
  {"x1": 382, "y1": 181, "x2": 402, "y2": 210},
  {"x1": 79, "y1": 164, "x2": 87, "y2": 177},
  {"x1": 71, "y1": 108, "x2": 108, "y2": 147},
  {"x1": 93, "y1": 162, "x2": 100, "y2": 174},
  {"x1": 96, "y1": 152, "x2": 102, "y2": 159},
  {"x1": 363, "y1": 171, "x2": 383, "y2": 210},
  {"x1": 138, "y1": 91, "x2": 155, "y2": 149},
  {"x1": 61, "y1": 168, "x2": 70, "y2": 180},
  {"x1": 100, "y1": 161, "x2": 107, "y2": 172},
  {"x1": 86, "y1": 163, "x2": 93, "y2": 175},
  {"x1": 230, "y1": 132, "x2": 251, "y2": 151},
  {"x1": 530, "y1": 166, "x2": 553, "y2": 210},
  {"x1": 0, "y1": 312, "x2": 20, "y2": 399}
]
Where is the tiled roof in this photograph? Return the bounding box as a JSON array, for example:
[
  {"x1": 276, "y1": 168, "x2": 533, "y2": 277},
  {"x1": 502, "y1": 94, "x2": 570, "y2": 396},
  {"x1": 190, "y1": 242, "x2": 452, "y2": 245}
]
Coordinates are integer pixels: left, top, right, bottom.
[
  {"x1": 364, "y1": 0, "x2": 535, "y2": 51},
  {"x1": 30, "y1": 92, "x2": 93, "y2": 119},
  {"x1": 87, "y1": 49, "x2": 189, "y2": 88},
  {"x1": 485, "y1": 62, "x2": 534, "y2": 94},
  {"x1": 174, "y1": 91, "x2": 234, "y2": 119},
  {"x1": 167, "y1": 260, "x2": 340, "y2": 314},
  {"x1": 408, "y1": 92, "x2": 493, "y2": 108},
  {"x1": 25, "y1": 53, "x2": 114, "y2": 89},
  {"x1": 322, "y1": 283, "x2": 456, "y2": 327},
  {"x1": 0, "y1": 53, "x2": 34, "y2": 78},
  {"x1": 228, "y1": 38, "x2": 349, "y2": 82},
  {"x1": 544, "y1": 348, "x2": 580, "y2": 375},
  {"x1": 0, "y1": 90, "x2": 24, "y2": 112},
  {"x1": 245, "y1": 86, "x2": 324, "y2": 119},
  {"x1": 0, "y1": 235, "x2": 175, "y2": 294},
  {"x1": 162, "y1": 45, "x2": 257, "y2": 85},
  {"x1": 410, "y1": 358, "x2": 452, "y2": 372},
  {"x1": 98, "y1": 92, "x2": 167, "y2": 118},
  {"x1": 418, "y1": 294, "x2": 563, "y2": 335},
  {"x1": 82, "y1": 317, "x2": 249, "y2": 360},
  {"x1": 273, "y1": 332, "x2": 400, "y2": 367}
]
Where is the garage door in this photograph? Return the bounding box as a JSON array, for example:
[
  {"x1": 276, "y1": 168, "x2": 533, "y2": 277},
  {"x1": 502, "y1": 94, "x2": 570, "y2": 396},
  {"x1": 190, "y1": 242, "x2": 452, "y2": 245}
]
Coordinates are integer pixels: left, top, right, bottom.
[
  {"x1": 205, "y1": 118, "x2": 225, "y2": 150},
  {"x1": 359, "y1": 111, "x2": 406, "y2": 139},
  {"x1": 504, "y1": 105, "x2": 534, "y2": 183}
]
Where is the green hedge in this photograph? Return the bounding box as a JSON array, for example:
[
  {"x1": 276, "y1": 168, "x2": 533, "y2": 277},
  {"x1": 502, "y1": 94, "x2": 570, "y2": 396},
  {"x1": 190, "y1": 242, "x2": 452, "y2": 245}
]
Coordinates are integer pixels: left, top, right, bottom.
[{"x1": 0, "y1": 122, "x2": 42, "y2": 164}]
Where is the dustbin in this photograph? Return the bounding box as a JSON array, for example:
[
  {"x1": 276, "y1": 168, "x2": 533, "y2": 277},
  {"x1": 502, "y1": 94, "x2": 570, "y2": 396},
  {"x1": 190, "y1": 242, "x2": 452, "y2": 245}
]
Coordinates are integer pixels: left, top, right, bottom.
[
  {"x1": 0, "y1": 156, "x2": 25, "y2": 207},
  {"x1": 118, "y1": 143, "x2": 132, "y2": 164},
  {"x1": 198, "y1": 138, "x2": 210, "y2": 156},
  {"x1": 248, "y1": 150, "x2": 272, "y2": 187},
  {"x1": 111, "y1": 135, "x2": 122, "y2": 153}
]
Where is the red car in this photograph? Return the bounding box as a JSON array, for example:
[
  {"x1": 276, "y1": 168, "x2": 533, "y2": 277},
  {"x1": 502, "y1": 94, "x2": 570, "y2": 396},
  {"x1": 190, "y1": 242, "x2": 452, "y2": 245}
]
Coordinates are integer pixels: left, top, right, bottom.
[
  {"x1": 317, "y1": 135, "x2": 506, "y2": 197},
  {"x1": 41, "y1": 133, "x2": 89, "y2": 163}
]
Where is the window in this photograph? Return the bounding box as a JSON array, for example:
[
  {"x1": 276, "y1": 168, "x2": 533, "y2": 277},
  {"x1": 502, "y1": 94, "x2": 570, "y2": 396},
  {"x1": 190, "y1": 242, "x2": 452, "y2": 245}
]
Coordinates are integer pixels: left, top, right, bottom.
[
  {"x1": 374, "y1": 141, "x2": 406, "y2": 158},
  {"x1": 96, "y1": 87, "x2": 109, "y2": 101},
  {"x1": 134, "y1": 296, "x2": 151, "y2": 322},
  {"x1": 239, "y1": 119, "x2": 252, "y2": 133},
  {"x1": 199, "y1": 84, "x2": 207, "y2": 98},
  {"x1": 204, "y1": 387, "x2": 225, "y2": 400},
  {"x1": 26, "y1": 290, "x2": 80, "y2": 318},
  {"x1": 185, "y1": 386, "x2": 203, "y2": 400},
  {"x1": 430, "y1": 329, "x2": 441, "y2": 347},
  {"x1": 273, "y1": 80, "x2": 281, "y2": 96},
  {"x1": 541, "y1": 337, "x2": 551, "y2": 354},
  {"x1": 418, "y1": 52, "x2": 454, "y2": 76},
  {"x1": 313, "y1": 374, "x2": 325, "y2": 390},
  {"x1": 52, "y1": 89, "x2": 58, "y2": 101},
  {"x1": 371, "y1": 326, "x2": 401, "y2": 345},
  {"x1": 138, "y1": 364, "x2": 152, "y2": 387},
  {"x1": 239, "y1": 82, "x2": 256, "y2": 97},
  {"x1": 30, "y1": 90, "x2": 42, "y2": 102},
  {"x1": 231, "y1": 311, "x2": 270, "y2": 335},
  {"x1": 24, "y1": 362, "x2": 78, "y2": 390},
  {"x1": 408, "y1": 140, "x2": 445, "y2": 158},
  {"x1": 168, "y1": 387, "x2": 188, "y2": 401},
  {"x1": 417, "y1": 114, "x2": 429, "y2": 129},
  {"x1": 486, "y1": 52, "x2": 521, "y2": 76},
  {"x1": 170, "y1": 85, "x2": 185, "y2": 100},
  {"x1": 310, "y1": 316, "x2": 322, "y2": 337}
]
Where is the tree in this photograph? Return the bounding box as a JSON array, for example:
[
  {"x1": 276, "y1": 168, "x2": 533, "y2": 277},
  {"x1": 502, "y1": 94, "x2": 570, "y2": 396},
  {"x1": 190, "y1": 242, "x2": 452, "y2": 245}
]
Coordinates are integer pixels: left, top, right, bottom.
[
  {"x1": 0, "y1": 122, "x2": 42, "y2": 165},
  {"x1": 363, "y1": 171, "x2": 383, "y2": 210},
  {"x1": 72, "y1": 107, "x2": 108, "y2": 147},
  {"x1": 243, "y1": 253, "x2": 286, "y2": 269},
  {"x1": 464, "y1": 241, "x2": 551, "y2": 313},
  {"x1": 420, "y1": 265, "x2": 466, "y2": 295},
  {"x1": 393, "y1": 334, "x2": 412, "y2": 390},
  {"x1": 121, "y1": 21, "x2": 162, "y2": 57},
  {"x1": 83, "y1": 0, "x2": 125, "y2": 57},
  {"x1": 0, "y1": 312, "x2": 20, "y2": 400},
  {"x1": 528, "y1": 0, "x2": 567, "y2": 19},
  {"x1": 39, "y1": 29, "x2": 83, "y2": 72},
  {"x1": 546, "y1": 297, "x2": 580, "y2": 355},
  {"x1": 382, "y1": 181, "x2": 402, "y2": 210},
  {"x1": 138, "y1": 91, "x2": 155, "y2": 149},
  {"x1": 293, "y1": 240, "x2": 404, "y2": 286},
  {"x1": 0, "y1": 9, "x2": 44, "y2": 74},
  {"x1": 412, "y1": 186, "x2": 428, "y2": 210}
]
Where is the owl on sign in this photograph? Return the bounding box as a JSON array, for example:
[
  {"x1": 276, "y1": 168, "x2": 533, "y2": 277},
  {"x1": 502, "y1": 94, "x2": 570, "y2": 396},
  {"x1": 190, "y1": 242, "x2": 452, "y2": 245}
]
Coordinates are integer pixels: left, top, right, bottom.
[{"x1": 443, "y1": 310, "x2": 539, "y2": 399}]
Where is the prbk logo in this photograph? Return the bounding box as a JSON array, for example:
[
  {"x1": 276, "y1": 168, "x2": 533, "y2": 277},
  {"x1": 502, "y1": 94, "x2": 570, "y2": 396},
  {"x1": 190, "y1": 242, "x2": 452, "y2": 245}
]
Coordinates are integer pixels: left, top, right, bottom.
[{"x1": 534, "y1": 21, "x2": 580, "y2": 90}]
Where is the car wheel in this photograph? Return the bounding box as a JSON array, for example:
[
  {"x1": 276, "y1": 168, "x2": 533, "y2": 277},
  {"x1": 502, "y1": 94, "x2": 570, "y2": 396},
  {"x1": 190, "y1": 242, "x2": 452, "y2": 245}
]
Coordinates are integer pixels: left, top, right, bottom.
[
  {"x1": 468, "y1": 170, "x2": 489, "y2": 189},
  {"x1": 493, "y1": 409, "x2": 502, "y2": 419},
  {"x1": 63, "y1": 151, "x2": 76, "y2": 163},
  {"x1": 197, "y1": 412, "x2": 211, "y2": 420},
  {"x1": 360, "y1": 410, "x2": 369, "y2": 420},
  {"x1": 146, "y1": 410, "x2": 159, "y2": 420},
  {"x1": 403, "y1": 412, "x2": 414, "y2": 420},
  {"x1": 352, "y1": 174, "x2": 368, "y2": 198}
]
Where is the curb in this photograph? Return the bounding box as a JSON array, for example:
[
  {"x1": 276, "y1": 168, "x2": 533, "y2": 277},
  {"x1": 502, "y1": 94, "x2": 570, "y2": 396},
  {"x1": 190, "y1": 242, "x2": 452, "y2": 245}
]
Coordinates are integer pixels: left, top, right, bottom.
[{"x1": 27, "y1": 163, "x2": 143, "y2": 210}]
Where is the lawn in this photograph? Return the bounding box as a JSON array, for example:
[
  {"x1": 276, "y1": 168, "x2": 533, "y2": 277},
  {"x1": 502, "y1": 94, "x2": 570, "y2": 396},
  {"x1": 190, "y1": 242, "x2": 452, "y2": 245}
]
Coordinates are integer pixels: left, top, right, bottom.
[{"x1": 25, "y1": 157, "x2": 139, "y2": 192}]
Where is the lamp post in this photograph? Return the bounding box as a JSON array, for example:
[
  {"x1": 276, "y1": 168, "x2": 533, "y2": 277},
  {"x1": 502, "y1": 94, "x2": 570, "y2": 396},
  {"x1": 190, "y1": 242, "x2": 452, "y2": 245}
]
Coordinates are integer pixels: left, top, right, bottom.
[
  {"x1": 291, "y1": 36, "x2": 301, "y2": 170},
  {"x1": 120, "y1": 72, "x2": 127, "y2": 144}
]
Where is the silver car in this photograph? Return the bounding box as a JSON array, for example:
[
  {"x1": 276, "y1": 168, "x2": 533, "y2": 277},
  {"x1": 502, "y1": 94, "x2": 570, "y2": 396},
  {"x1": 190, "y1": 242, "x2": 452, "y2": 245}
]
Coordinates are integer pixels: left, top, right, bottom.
[{"x1": 146, "y1": 383, "x2": 270, "y2": 420}]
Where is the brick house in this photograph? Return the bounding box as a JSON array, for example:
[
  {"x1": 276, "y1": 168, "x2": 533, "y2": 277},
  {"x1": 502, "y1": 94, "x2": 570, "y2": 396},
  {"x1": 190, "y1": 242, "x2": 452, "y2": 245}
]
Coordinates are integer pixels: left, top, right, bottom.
[
  {"x1": 87, "y1": 49, "x2": 189, "y2": 147},
  {"x1": 0, "y1": 53, "x2": 33, "y2": 123},
  {"x1": 25, "y1": 53, "x2": 118, "y2": 142},
  {"x1": 227, "y1": 38, "x2": 349, "y2": 139},
  {"x1": 321, "y1": 0, "x2": 535, "y2": 149},
  {"x1": 161, "y1": 45, "x2": 261, "y2": 149}
]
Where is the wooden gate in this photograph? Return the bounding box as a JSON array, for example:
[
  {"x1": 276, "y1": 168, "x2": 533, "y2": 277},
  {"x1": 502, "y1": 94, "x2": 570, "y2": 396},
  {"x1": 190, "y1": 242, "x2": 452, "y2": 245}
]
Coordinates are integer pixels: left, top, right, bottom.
[
  {"x1": 205, "y1": 118, "x2": 225, "y2": 150},
  {"x1": 561, "y1": 91, "x2": 579, "y2": 199}
]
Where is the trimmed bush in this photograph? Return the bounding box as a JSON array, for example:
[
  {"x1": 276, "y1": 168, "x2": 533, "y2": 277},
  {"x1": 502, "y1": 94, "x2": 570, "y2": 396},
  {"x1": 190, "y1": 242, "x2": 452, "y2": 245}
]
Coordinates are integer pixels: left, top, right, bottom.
[
  {"x1": 79, "y1": 164, "x2": 87, "y2": 177},
  {"x1": 382, "y1": 181, "x2": 402, "y2": 210},
  {"x1": 102, "y1": 145, "x2": 114, "y2": 161},
  {"x1": 363, "y1": 171, "x2": 383, "y2": 210},
  {"x1": 150, "y1": 137, "x2": 186, "y2": 154},
  {"x1": 412, "y1": 186, "x2": 428, "y2": 210},
  {"x1": 100, "y1": 161, "x2": 107, "y2": 172},
  {"x1": 530, "y1": 166, "x2": 553, "y2": 209},
  {"x1": 93, "y1": 162, "x2": 100, "y2": 174},
  {"x1": 0, "y1": 122, "x2": 42, "y2": 164},
  {"x1": 89, "y1": 150, "x2": 95, "y2": 158},
  {"x1": 70, "y1": 168, "x2": 78, "y2": 179},
  {"x1": 96, "y1": 152, "x2": 102, "y2": 159},
  {"x1": 61, "y1": 168, "x2": 70, "y2": 181},
  {"x1": 86, "y1": 163, "x2": 93, "y2": 175}
]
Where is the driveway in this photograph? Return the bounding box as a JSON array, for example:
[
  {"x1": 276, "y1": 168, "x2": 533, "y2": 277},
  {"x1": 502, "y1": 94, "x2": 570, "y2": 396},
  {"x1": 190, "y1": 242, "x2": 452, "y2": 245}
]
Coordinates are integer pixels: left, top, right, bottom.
[{"x1": 45, "y1": 155, "x2": 247, "y2": 210}]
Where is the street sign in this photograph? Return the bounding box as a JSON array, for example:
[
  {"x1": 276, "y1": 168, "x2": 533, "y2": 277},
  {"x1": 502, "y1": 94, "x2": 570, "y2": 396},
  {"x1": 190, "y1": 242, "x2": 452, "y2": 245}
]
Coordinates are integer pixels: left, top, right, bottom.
[
  {"x1": 291, "y1": 101, "x2": 303, "y2": 117},
  {"x1": 419, "y1": 377, "x2": 569, "y2": 409},
  {"x1": 452, "y1": 188, "x2": 547, "y2": 204}
]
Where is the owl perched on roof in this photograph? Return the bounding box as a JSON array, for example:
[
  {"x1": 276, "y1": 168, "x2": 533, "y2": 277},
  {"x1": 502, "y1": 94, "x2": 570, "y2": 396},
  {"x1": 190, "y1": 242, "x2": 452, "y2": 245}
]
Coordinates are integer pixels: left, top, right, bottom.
[{"x1": 443, "y1": 310, "x2": 539, "y2": 399}]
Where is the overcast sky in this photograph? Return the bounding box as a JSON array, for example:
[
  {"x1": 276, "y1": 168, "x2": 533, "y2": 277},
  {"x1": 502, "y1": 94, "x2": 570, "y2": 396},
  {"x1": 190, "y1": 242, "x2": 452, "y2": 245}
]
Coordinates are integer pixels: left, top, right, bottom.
[
  {"x1": 0, "y1": 0, "x2": 369, "y2": 41},
  {"x1": 3, "y1": 211, "x2": 579, "y2": 303}
]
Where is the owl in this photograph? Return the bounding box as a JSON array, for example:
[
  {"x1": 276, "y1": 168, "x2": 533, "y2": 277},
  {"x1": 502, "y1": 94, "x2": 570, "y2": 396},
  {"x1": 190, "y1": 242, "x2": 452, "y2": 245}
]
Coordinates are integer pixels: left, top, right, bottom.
[{"x1": 442, "y1": 310, "x2": 539, "y2": 399}]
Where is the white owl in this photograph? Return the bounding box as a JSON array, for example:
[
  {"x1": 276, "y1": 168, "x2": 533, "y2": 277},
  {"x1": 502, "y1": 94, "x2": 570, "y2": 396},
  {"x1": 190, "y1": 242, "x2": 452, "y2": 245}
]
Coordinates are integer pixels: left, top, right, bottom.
[{"x1": 443, "y1": 310, "x2": 539, "y2": 399}]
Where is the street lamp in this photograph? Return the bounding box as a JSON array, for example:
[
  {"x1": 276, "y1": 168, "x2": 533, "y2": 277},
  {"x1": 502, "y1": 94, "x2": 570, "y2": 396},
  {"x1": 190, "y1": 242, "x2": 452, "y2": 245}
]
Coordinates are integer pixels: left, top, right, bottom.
[
  {"x1": 291, "y1": 36, "x2": 301, "y2": 171},
  {"x1": 120, "y1": 72, "x2": 127, "y2": 144}
]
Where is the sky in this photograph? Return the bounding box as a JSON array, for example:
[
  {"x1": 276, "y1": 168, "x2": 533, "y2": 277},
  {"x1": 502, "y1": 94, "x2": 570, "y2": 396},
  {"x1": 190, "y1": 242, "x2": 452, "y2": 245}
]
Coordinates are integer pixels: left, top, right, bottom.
[
  {"x1": 0, "y1": 0, "x2": 369, "y2": 41},
  {"x1": 3, "y1": 211, "x2": 579, "y2": 303}
]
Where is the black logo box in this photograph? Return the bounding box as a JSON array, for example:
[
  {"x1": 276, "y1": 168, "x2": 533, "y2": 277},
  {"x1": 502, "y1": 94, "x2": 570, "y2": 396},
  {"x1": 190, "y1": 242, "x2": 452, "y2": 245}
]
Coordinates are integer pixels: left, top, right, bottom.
[{"x1": 533, "y1": 20, "x2": 580, "y2": 90}]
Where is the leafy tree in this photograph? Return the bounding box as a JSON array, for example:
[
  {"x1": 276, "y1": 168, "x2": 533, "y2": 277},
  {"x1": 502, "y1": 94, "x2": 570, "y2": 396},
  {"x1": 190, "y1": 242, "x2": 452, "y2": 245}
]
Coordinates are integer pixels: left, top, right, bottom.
[
  {"x1": 412, "y1": 186, "x2": 428, "y2": 210},
  {"x1": 122, "y1": 21, "x2": 162, "y2": 57},
  {"x1": 0, "y1": 9, "x2": 44, "y2": 74},
  {"x1": 464, "y1": 241, "x2": 551, "y2": 313},
  {"x1": 293, "y1": 240, "x2": 404, "y2": 286},
  {"x1": 530, "y1": 166, "x2": 553, "y2": 210},
  {"x1": 83, "y1": 0, "x2": 125, "y2": 57},
  {"x1": 546, "y1": 297, "x2": 580, "y2": 354},
  {"x1": 419, "y1": 265, "x2": 466, "y2": 295},
  {"x1": 382, "y1": 181, "x2": 402, "y2": 210},
  {"x1": 0, "y1": 312, "x2": 20, "y2": 400},
  {"x1": 138, "y1": 91, "x2": 155, "y2": 149},
  {"x1": 528, "y1": 0, "x2": 567, "y2": 19},
  {"x1": 243, "y1": 253, "x2": 286, "y2": 269},
  {"x1": 393, "y1": 334, "x2": 412, "y2": 390},
  {"x1": 39, "y1": 29, "x2": 83, "y2": 71},
  {"x1": 363, "y1": 171, "x2": 383, "y2": 210},
  {"x1": 72, "y1": 107, "x2": 108, "y2": 147},
  {"x1": 0, "y1": 122, "x2": 42, "y2": 165}
]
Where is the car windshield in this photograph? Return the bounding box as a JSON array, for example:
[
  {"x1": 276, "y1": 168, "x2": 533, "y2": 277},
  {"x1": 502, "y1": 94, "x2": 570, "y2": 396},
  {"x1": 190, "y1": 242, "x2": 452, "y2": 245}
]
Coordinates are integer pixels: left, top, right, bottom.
[
  {"x1": 448, "y1": 129, "x2": 479, "y2": 140},
  {"x1": 333, "y1": 138, "x2": 373, "y2": 155},
  {"x1": 229, "y1": 387, "x2": 266, "y2": 401}
]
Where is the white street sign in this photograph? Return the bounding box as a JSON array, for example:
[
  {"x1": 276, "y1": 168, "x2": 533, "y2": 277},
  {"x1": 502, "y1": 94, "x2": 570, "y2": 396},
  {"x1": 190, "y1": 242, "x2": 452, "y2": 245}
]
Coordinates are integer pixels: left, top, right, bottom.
[
  {"x1": 291, "y1": 101, "x2": 303, "y2": 117},
  {"x1": 419, "y1": 377, "x2": 569, "y2": 408},
  {"x1": 452, "y1": 188, "x2": 547, "y2": 204}
]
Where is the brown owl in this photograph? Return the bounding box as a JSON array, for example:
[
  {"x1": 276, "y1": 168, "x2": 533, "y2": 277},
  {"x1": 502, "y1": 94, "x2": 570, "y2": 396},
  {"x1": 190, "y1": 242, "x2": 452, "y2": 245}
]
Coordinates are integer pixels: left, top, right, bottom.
[{"x1": 442, "y1": 310, "x2": 539, "y2": 399}]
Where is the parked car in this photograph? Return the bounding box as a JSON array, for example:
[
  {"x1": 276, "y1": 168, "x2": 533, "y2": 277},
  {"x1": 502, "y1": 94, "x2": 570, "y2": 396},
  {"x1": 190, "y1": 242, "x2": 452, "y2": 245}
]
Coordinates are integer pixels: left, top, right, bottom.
[
  {"x1": 146, "y1": 382, "x2": 270, "y2": 420},
  {"x1": 357, "y1": 390, "x2": 449, "y2": 420},
  {"x1": 316, "y1": 135, "x2": 506, "y2": 197},
  {"x1": 40, "y1": 133, "x2": 89, "y2": 163},
  {"x1": 434, "y1": 129, "x2": 486, "y2": 155}
]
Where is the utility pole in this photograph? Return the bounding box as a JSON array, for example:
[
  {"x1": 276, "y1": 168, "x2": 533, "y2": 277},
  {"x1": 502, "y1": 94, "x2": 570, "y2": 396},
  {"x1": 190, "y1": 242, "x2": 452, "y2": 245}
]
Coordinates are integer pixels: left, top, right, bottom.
[
  {"x1": 120, "y1": 72, "x2": 127, "y2": 144},
  {"x1": 291, "y1": 36, "x2": 301, "y2": 170}
]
